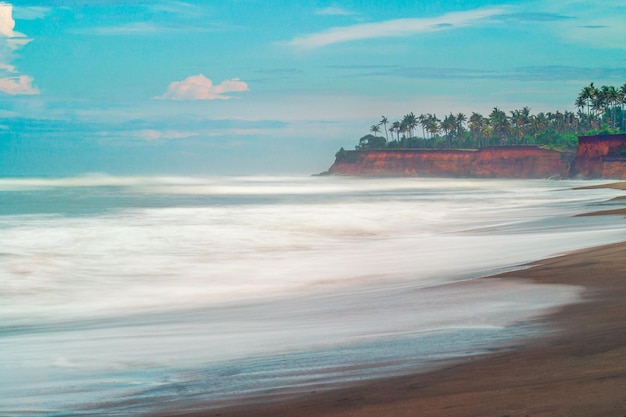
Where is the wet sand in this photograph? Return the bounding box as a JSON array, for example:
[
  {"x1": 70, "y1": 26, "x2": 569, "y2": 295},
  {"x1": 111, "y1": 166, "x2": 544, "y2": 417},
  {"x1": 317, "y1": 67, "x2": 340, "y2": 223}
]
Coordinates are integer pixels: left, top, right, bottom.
[{"x1": 157, "y1": 184, "x2": 626, "y2": 417}]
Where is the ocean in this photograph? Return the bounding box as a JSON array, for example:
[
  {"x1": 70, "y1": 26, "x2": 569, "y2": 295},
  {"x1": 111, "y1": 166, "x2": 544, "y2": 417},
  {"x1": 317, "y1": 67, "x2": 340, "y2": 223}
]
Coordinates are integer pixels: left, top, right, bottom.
[{"x1": 1, "y1": 175, "x2": 625, "y2": 416}]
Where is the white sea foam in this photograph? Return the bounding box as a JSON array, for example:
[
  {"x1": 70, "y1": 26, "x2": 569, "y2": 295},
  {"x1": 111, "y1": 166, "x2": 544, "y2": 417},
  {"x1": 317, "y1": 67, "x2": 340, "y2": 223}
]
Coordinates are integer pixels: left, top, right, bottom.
[{"x1": 0, "y1": 176, "x2": 624, "y2": 415}]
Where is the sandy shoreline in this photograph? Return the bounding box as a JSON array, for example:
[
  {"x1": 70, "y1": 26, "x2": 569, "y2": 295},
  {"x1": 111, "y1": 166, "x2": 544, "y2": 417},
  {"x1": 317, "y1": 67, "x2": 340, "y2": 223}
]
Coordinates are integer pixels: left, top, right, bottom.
[{"x1": 156, "y1": 184, "x2": 626, "y2": 417}]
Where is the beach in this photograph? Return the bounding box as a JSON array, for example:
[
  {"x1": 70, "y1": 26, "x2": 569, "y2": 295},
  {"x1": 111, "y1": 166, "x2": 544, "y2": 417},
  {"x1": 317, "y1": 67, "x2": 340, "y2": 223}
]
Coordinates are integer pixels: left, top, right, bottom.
[
  {"x1": 161, "y1": 184, "x2": 626, "y2": 417},
  {"x1": 2, "y1": 177, "x2": 625, "y2": 416}
]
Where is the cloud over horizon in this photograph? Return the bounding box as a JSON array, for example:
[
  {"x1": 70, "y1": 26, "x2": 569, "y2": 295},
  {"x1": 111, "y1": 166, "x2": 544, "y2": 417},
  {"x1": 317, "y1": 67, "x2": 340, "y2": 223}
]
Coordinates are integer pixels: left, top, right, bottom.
[{"x1": 157, "y1": 74, "x2": 249, "y2": 100}]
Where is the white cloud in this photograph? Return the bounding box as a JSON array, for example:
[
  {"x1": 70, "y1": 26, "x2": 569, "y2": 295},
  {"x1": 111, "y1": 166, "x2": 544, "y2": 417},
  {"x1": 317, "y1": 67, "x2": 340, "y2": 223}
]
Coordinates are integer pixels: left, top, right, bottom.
[
  {"x1": 0, "y1": 2, "x2": 38, "y2": 95},
  {"x1": 0, "y1": 2, "x2": 19, "y2": 37},
  {"x1": 535, "y1": 0, "x2": 626, "y2": 50},
  {"x1": 0, "y1": 62, "x2": 14, "y2": 71},
  {"x1": 157, "y1": 74, "x2": 249, "y2": 101},
  {"x1": 89, "y1": 22, "x2": 160, "y2": 36},
  {"x1": 315, "y1": 7, "x2": 355, "y2": 16},
  {"x1": 0, "y1": 74, "x2": 39, "y2": 95},
  {"x1": 562, "y1": 17, "x2": 626, "y2": 50},
  {"x1": 132, "y1": 129, "x2": 198, "y2": 141},
  {"x1": 289, "y1": 7, "x2": 505, "y2": 49},
  {"x1": 99, "y1": 129, "x2": 199, "y2": 141},
  {"x1": 12, "y1": 6, "x2": 50, "y2": 20}
]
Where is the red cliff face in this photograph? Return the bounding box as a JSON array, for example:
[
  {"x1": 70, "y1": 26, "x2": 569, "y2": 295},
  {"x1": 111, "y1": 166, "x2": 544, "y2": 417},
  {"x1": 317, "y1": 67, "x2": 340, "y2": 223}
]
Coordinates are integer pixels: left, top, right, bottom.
[
  {"x1": 570, "y1": 134, "x2": 626, "y2": 179},
  {"x1": 329, "y1": 147, "x2": 570, "y2": 179}
]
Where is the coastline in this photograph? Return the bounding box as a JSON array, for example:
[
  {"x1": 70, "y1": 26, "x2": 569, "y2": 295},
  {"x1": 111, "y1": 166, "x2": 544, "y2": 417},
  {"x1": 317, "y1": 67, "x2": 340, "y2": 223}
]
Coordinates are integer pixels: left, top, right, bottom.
[{"x1": 155, "y1": 185, "x2": 626, "y2": 417}]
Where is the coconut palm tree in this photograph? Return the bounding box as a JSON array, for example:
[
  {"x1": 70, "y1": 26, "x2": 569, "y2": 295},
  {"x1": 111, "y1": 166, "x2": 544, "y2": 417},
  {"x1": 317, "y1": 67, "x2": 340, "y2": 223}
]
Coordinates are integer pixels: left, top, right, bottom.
[
  {"x1": 455, "y1": 112, "x2": 467, "y2": 142},
  {"x1": 402, "y1": 112, "x2": 418, "y2": 139},
  {"x1": 489, "y1": 107, "x2": 510, "y2": 144},
  {"x1": 426, "y1": 114, "x2": 440, "y2": 141},
  {"x1": 441, "y1": 113, "x2": 456, "y2": 148},
  {"x1": 370, "y1": 124, "x2": 381, "y2": 136},
  {"x1": 391, "y1": 120, "x2": 401, "y2": 142},
  {"x1": 607, "y1": 86, "x2": 621, "y2": 129},
  {"x1": 418, "y1": 114, "x2": 427, "y2": 139},
  {"x1": 531, "y1": 112, "x2": 548, "y2": 141},
  {"x1": 399, "y1": 120, "x2": 409, "y2": 146},
  {"x1": 379, "y1": 116, "x2": 389, "y2": 141},
  {"x1": 621, "y1": 83, "x2": 626, "y2": 131},
  {"x1": 579, "y1": 82, "x2": 596, "y2": 117},
  {"x1": 469, "y1": 112, "x2": 484, "y2": 148},
  {"x1": 575, "y1": 95, "x2": 586, "y2": 115}
]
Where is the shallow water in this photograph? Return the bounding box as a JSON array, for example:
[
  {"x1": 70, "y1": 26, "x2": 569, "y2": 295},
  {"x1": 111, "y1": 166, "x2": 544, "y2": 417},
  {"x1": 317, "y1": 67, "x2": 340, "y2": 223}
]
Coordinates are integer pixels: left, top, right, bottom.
[{"x1": 1, "y1": 176, "x2": 624, "y2": 415}]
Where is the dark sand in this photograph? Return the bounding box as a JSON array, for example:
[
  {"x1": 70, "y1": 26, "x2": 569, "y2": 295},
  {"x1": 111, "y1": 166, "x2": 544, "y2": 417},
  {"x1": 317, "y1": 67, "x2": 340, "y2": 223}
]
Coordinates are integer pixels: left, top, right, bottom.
[
  {"x1": 576, "y1": 181, "x2": 626, "y2": 217},
  {"x1": 158, "y1": 184, "x2": 626, "y2": 417},
  {"x1": 574, "y1": 181, "x2": 626, "y2": 191}
]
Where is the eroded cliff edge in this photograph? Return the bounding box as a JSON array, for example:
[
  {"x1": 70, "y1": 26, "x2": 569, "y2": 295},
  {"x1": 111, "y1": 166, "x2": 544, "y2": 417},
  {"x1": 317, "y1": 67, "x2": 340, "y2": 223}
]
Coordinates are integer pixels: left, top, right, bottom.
[{"x1": 326, "y1": 134, "x2": 626, "y2": 179}]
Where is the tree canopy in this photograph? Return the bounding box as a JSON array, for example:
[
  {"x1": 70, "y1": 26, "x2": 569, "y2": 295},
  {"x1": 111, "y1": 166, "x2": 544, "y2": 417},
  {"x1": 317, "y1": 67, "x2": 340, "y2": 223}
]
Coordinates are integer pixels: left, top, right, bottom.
[{"x1": 353, "y1": 82, "x2": 626, "y2": 151}]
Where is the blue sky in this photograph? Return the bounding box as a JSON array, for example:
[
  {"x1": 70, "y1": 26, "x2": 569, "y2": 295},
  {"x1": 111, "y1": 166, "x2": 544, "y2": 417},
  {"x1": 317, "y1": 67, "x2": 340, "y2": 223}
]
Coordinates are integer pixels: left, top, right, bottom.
[{"x1": 1, "y1": 0, "x2": 625, "y2": 176}]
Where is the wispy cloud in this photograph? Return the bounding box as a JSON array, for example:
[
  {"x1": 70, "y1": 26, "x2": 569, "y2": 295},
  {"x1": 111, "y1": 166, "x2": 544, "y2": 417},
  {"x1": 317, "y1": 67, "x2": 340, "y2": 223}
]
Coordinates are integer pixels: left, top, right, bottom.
[
  {"x1": 536, "y1": 0, "x2": 626, "y2": 50},
  {"x1": 315, "y1": 6, "x2": 355, "y2": 16},
  {"x1": 0, "y1": 2, "x2": 39, "y2": 95},
  {"x1": 331, "y1": 64, "x2": 626, "y2": 83},
  {"x1": 288, "y1": 7, "x2": 505, "y2": 49},
  {"x1": 149, "y1": 1, "x2": 209, "y2": 18},
  {"x1": 72, "y1": 2, "x2": 236, "y2": 36},
  {"x1": 492, "y1": 12, "x2": 574, "y2": 22},
  {"x1": 157, "y1": 74, "x2": 249, "y2": 101},
  {"x1": 121, "y1": 129, "x2": 198, "y2": 141},
  {"x1": 78, "y1": 21, "x2": 237, "y2": 36},
  {"x1": 564, "y1": 17, "x2": 626, "y2": 50},
  {"x1": 12, "y1": 5, "x2": 50, "y2": 20},
  {"x1": 88, "y1": 22, "x2": 160, "y2": 36}
]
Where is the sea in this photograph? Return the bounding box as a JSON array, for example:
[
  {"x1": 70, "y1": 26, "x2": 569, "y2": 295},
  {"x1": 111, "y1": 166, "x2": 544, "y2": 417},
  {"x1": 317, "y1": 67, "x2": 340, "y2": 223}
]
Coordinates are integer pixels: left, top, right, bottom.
[{"x1": 1, "y1": 175, "x2": 625, "y2": 416}]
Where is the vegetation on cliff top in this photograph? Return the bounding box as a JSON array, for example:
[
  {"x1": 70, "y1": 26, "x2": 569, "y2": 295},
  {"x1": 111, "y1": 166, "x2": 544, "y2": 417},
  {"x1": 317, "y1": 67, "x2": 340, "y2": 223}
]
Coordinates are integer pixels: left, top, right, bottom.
[{"x1": 340, "y1": 83, "x2": 626, "y2": 159}]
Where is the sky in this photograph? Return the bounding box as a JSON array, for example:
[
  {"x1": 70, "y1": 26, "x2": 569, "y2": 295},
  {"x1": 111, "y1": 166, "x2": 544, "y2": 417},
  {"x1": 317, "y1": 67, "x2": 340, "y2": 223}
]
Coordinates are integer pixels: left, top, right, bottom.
[{"x1": 1, "y1": 0, "x2": 625, "y2": 176}]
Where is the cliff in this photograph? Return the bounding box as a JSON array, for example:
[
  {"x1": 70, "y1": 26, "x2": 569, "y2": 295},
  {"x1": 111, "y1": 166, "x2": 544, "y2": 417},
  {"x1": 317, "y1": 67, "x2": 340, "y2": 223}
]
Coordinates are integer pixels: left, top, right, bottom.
[
  {"x1": 328, "y1": 135, "x2": 626, "y2": 179},
  {"x1": 329, "y1": 147, "x2": 571, "y2": 179},
  {"x1": 569, "y1": 134, "x2": 626, "y2": 179}
]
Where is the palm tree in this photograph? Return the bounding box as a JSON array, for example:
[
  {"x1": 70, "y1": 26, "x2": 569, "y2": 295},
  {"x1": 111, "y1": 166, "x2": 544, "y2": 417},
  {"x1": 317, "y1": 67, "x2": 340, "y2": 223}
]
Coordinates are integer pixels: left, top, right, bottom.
[
  {"x1": 441, "y1": 113, "x2": 456, "y2": 148},
  {"x1": 426, "y1": 114, "x2": 440, "y2": 142},
  {"x1": 402, "y1": 112, "x2": 418, "y2": 139},
  {"x1": 489, "y1": 107, "x2": 510, "y2": 144},
  {"x1": 370, "y1": 124, "x2": 381, "y2": 136},
  {"x1": 607, "y1": 86, "x2": 620, "y2": 129},
  {"x1": 563, "y1": 110, "x2": 577, "y2": 133},
  {"x1": 579, "y1": 82, "x2": 596, "y2": 117},
  {"x1": 391, "y1": 120, "x2": 401, "y2": 142},
  {"x1": 469, "y1": 112, "x2": 484, "y2": 148},
  {"x1": 418, "y1": 114, "x2": 427, "y2": 139},
  {"x1": 379, "y1": 116, "x2": 389, "y2": 141},
  {"x1": 399, "y1": 120, "x2": 408, "y2": 146},
  {"x1": 509, "y1": 109, "x2": 521, "y2": 143},
  {"x1": 575, "y1": 95, "x2": 586, "y2": 115},
  {"x1": 388, "y1": 124, "x2": 396, "y2": 142},
  {"x1": 455, "y1": 112, "x2": 467, "y2": 142},
  {"x1": 592, "y1": 87, "x2": 607, "y2": 127},
  {"x1": 621, "y1": 83, "x2": 626, "y2": 131},
  {"x1": 531, "y1": 112, "x2": 548, "y2": 141}
]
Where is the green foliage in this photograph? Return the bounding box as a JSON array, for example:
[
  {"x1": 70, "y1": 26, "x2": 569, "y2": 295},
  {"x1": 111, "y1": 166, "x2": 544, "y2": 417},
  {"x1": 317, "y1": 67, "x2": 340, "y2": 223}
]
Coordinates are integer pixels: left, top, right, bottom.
[
  {"x1": 357, "y1": 134, "x2": 387, "y2": 150},
  {"x1": 338, "y1": 81, "x2": 626, "y2": 154},
  {"x1": 334, "y1": 147, "x2": 361, "y2": 163}
]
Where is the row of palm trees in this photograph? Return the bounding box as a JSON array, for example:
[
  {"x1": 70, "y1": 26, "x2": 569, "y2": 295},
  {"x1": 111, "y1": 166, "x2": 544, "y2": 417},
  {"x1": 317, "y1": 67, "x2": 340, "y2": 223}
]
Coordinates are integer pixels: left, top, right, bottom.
[
  {"x1": 359, "y1": 83, "x2": 626, "y2": 150},
  {"x1": 576, "y1": 82, "x2": 626, "y2": 130}
]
